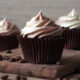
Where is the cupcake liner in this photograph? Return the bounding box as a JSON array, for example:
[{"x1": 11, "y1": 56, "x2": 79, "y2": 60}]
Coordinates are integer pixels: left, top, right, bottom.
[
  {"x1": 63, "y1": 28, "x2": 80, "y2": 50},
  {"x1": 18, "y1": 35, "x2": 65, "y2": 64},
  {"x1": 0, "y1": 35, "x2": 19, "y2": 51}
]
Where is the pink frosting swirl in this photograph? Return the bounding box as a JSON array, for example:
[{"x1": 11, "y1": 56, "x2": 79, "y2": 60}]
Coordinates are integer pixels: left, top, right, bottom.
[{"x1": 21, "y1": 11, "x2": 62, "y2": 38}]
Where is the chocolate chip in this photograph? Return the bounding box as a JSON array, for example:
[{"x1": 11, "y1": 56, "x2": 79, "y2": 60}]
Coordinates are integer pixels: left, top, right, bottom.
[
  {"x1": 6, "y1": 50, "x2": 12, "y2": 53},
  {"x1": 1, "y1": 75, "x2": 8, "y2": 80},
  {"x1": 0, "y1": 55, "x2": 3, "y2": 61},
  {"x1": 21, "y1": 77, "x2": 27, "y2": 80},
  {"x1": 9, "y1": 58, "x2": 17, "y2": 62},
  {"x1": 4, "y1": 56, "x2": 10, "y2": 60},
  {"x1": 19, "y1": 59, "x2": 26, "y2": 63},
  {"x1": 16, "y1": 75, "x2": 21, "y2": 80},
  {"x1": 16, "y1": 56, "x2": 22, "y2": 61}
]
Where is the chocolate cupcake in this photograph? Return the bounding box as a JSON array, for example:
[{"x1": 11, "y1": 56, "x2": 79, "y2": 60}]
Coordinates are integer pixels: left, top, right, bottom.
[
  {"x1": 56, "y1": 9, "x2": 80, "y2": 50},
  {"x1": 18, "y1": 11, "x2": 65, "y2": 64},
  {"x1": 0, "y1": 18, "x2": 19, "y2": 51}
]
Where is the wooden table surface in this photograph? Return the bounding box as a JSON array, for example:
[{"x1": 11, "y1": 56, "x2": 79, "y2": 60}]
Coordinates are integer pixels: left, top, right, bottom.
[{"x1": 0, "y1": 48, "x2": 80, "y2": 80}]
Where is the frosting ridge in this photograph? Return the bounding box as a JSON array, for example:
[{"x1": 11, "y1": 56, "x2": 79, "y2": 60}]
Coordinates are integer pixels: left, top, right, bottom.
[
  {"x1": 0, "y1": 18, "x2": 19, "y2": 36},
  {"x1": 56, "y1": 9, "x2": 80, "y2": 29},
  {"x1": 0, "y1": 18, "x2": 9, "y2": 33},
  {"x1": 21, "y1": 11, "x2": 62, "y2": 38}
]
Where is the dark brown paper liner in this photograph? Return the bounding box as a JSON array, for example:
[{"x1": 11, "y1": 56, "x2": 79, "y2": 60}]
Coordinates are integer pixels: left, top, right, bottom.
[
  {"x1": 18, "y1": 35, "x2": 65, "y2": 64},
  {"x1": 63, "y1": 28, "x2": 80, "y2": 50},
  {"x1": 0, "y1": 35, "x2": 19, "y2": 51}
]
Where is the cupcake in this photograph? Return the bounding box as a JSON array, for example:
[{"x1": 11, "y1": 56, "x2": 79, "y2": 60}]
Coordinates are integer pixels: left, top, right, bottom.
[
  {"x1": 0, "y1": 18, "x2": 19, "y2": 52},
  {"x1": 18, "y1": 11, "x2": 65, "y2": 64},
  {"x1": 56, "y1": 9, "x2": 80, "y2": 50}
]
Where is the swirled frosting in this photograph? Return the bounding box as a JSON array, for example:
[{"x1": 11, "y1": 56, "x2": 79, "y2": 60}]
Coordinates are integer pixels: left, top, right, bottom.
[
  {"x1": 0, "y1": 18, "x2": 9, "y2": 33},
  {"x1": 21, "y1": 11, "x2": 62, "y2": 38},
  {"x1": 56, "y1": 9, "x2": 80, "y2": 29},
  {"x1": 0, "y1": 18, "x2": 19, "y2": 36}
]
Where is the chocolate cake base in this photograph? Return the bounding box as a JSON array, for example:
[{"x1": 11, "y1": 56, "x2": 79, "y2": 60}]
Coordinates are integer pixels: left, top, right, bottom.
[
  {"x1": 63, "y1": 28, "x2": 80, "y2": 50},
  {"x1": 18, "y1": 35, "x2": 65, "y2": 64},
  {"x1": 0, "y1": 35, "x2": 19, "y2": 52}
]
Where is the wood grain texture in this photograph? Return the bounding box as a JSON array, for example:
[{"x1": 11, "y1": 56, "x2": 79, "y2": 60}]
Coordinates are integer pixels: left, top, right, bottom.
[{"x1": 0, "y1": 48, "x2": 80, "y2": 79}]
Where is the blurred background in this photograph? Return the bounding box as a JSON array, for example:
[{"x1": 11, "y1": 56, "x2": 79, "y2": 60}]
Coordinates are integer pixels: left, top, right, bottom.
[{"x1": 0, "y1": 0, "x2": 80, "y2": 29}]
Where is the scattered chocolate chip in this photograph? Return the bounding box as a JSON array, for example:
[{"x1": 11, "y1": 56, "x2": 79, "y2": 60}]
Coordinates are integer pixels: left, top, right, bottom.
[
  {"x1": 0, "y1": 55, "x2": 3, "y2": 61},
  {"x1": 1, "y1": 75, "x2": 8, "y2": 80},
  {"x1": 4, "y1": 56, "x2": 10, "y2": 60},
  {"x1": 19, "y1": 59, "x2": 26, "y2": 63},
  {"x1": 9, "y1": 58, "x2": 17, "y2": 62},
  {"x1": 16, "y1": 75, "x2": 21, "y2": 80},
  {"x1": 6, "y1": 50, "x2": 12, "y2": 53},
  {"x1": 21, "y1": 77, "x2": 27, "y2": 80},
  {"x1": 16, "y1": 56, "x2": 22, "y2": 61}
]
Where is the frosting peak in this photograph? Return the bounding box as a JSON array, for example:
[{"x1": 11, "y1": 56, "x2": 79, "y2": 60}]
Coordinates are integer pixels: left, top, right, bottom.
[
  {"x1": 0, "y1": 18, "x2": 19, "y2": 36},
  {"x1": 68, "y1": 9, "x2": 77, "y2": 17},
  {"x1": 21, "y1": 11, "x2": 62, "y2": 38},
  {"x1": 35, "y1": 10, "x2": 43, "y2": 21},
  {"x1": 0, "y1": 18, "x2": 9, "y2": 33},
  {"x1": 56, "y1": 9, "x2": 80, "y2": 29}
]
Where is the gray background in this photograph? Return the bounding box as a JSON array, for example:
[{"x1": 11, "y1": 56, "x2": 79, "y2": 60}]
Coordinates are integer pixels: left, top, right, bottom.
[{"x1": 0, "y1": 0, "x2": 80, "y2": 29}]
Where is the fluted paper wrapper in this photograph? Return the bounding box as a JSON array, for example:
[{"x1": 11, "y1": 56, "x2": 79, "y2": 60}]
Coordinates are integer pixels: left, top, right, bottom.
[
  {"x1": 0, "y1": 35, "x2": 19, "y2": 51},
  {"x1": 63, "y1": 28, "x2": 80, "y2": 50},
  {"x1": 18, "y1": 35, "x2": 65, "y2": 64}
]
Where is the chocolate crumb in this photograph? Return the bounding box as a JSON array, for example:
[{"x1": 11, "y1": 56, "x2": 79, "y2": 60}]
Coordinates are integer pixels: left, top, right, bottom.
[
  {"x1": 9, "y1": 58, "x2": 17, "y2": 62},
  {"x1": 1, "y1": 75, "x2": 8, "y2": 80},
  {"x1": 4, "y1": 56, "x2": 10, "y2": 60},
  {"x1": 16, "y1": 56, "x2": 22, "y2": 61},
  {"x1": 22, "y1": 77, "x2": 27, "y2": 80},
  {"x1": 6, "y1": 50, "x2": 12, "y2": 53},
  {"x1": 19, "y1": 59, "x2": 26, "y2": 63},
  {"x1": 0, "y1": 55, "x2": 3, "y2": 61},
  {"x1": 16, "y1": 75, "x2": 21, "y2": 80}
]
